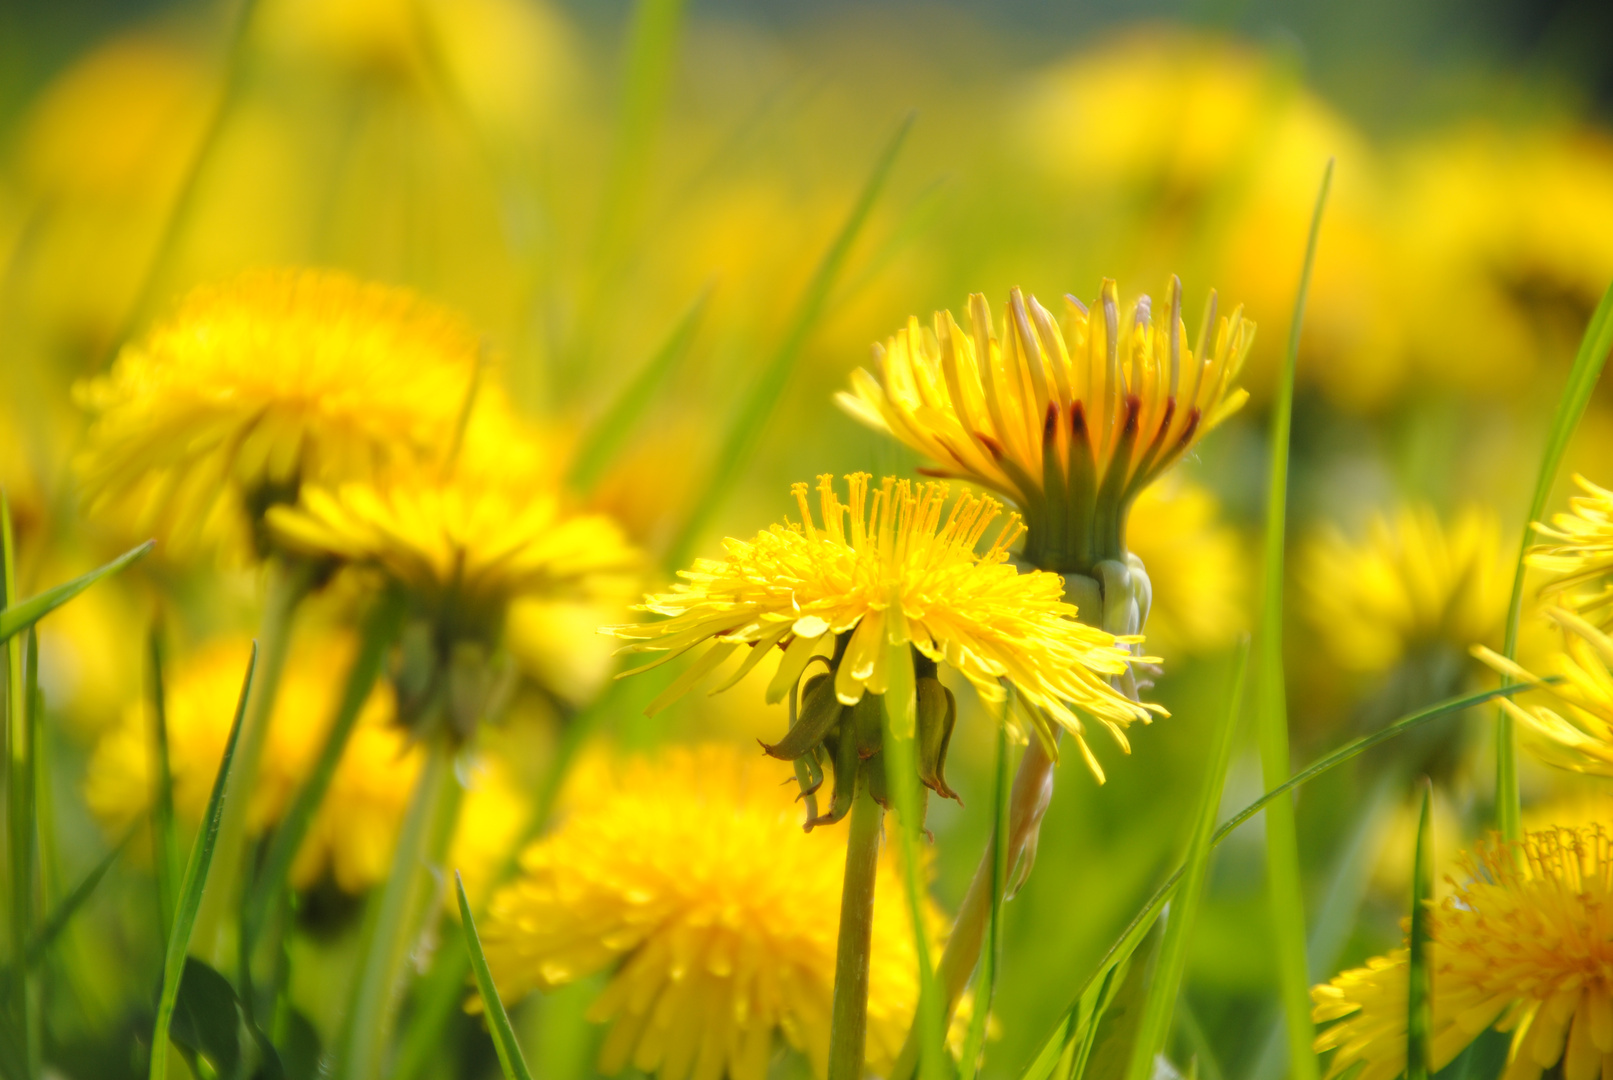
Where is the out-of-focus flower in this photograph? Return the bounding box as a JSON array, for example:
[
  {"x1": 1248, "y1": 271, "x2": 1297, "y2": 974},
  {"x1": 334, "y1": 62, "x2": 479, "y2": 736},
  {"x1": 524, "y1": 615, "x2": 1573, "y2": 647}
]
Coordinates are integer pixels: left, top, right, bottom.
[
  {"x1": 75, "y1": 269, "x2": 484, "y2": 554},
  {"x1": 1528, "y1": 474, "x2": 1613, "y2": 627},
  {"x1": 1302, "y1": 504, "x2": 1507, "y2": 676},
  {"x1": 84, "y1": 632, "x2": 523, "y2": 894},
  {"x1": 475, "y1": 742, "x2": 941, "y2": 1080},
  {"x1": 837, "y1": 280, "x2": 1252, "y2": 574},
  {"x1": 1475, "y1": 609, "x2": 1613, "y2": 777},
  {"x1": 1124, "y1": 479, "x2": 1245, "y2": 657},
  {"x1": 1313, "y1": 826, "x2": 1613, "y2": 1080},
  {"x1": 611, "y1": 473, "x2": 1158, "y2": 807}
]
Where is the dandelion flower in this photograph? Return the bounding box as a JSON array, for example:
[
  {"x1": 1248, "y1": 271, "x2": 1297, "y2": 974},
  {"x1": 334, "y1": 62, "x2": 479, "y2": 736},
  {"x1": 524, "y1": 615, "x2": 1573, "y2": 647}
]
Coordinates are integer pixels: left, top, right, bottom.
[
  {"x1": 611, "y1": 474, "x2": 1158, "y2": 812},
  {"x1": 836, "y1": 280, "x2": 1252, "y2": 573},
  {"x1": 475, "y1": 743, "x2": 940, "y2": 1080},
  {"x1": 1123, "y1": 479, "x2": 1246, "y2": 657},
  {"x1": 1303, "y1": 504, "x2": 1507, "y2": 676},
  {"x1": 1528, "y1": 474, "x2": 1613, "y2": 627},
  {"x1": 75, "y1": 268, "x2": 484, "y2": 552},
  {"x1": 1313, "y1": 826, "x2": 1613, "y2": 1080},
  {"x1": 1474, "y1": 609, "x2": 1613, "y2": 777}
]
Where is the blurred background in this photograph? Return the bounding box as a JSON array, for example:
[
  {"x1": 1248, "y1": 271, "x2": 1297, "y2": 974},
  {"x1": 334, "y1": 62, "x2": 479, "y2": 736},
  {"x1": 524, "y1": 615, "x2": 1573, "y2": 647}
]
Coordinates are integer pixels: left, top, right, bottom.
[{"x1": 2, "y1": 0, "x2": 1613, "y2": 1077}]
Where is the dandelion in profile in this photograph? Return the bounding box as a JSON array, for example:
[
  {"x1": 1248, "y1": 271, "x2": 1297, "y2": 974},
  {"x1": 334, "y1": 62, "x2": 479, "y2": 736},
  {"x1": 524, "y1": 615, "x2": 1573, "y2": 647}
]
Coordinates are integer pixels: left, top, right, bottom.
[
  {"x1": 610, "y1": 473, "x2": 1157, "y2": 818},
  {"x1": 475, "y1": 743, "x2": 942, "y2": 1080},
  {"x1": 1528, "y1": 474, "x2": 1613, "y2": 628},
  {"x1": 75, "y1": 268, "x2": 483, "y2": 552},
  {"x1": 1474, "y1": 610, "x2": 1613, "y2": 776},
  {"x1": 836, "y1": 279, "x2": 1253, "y2": 573},
  {"x1": 1313, "y1": 826, "x2": 1613, "y2": 1080}
]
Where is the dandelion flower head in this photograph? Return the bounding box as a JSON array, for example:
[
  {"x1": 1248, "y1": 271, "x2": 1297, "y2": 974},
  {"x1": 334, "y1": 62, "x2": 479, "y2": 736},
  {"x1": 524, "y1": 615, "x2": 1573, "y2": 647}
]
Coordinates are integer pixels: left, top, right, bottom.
[
  {"x1": 1314, "y1": 826, "x2": 1613, "y2": 1080},
  {"x1": 1528, "y1": 474, "x2": 1613, "y2": 628},
  {"x1": 75, "y1": 268, "x2": 484, "y2": 552},
  {"x1": 475, "y1": 742, "x2": 940, "y2": 1080},
  {"x1": 836, "y1": 280, "x2": 1252, "y2": 572},
  {"x1": 1475, "y1": 609, "x2": 1613, "y2": 777}
]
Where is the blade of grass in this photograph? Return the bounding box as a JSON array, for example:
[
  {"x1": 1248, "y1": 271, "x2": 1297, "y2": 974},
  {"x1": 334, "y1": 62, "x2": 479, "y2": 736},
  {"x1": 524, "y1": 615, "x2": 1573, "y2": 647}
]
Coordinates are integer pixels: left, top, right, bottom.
[
  {"x1": 958, "y1": 721, "x2": 1013, "y2": 1080},
  {"x1": 1495, "y1": 278, "x2": 1613, "y2": 839},
  {"x1": 1256, "y1": 156, "x2": 1332, "y2": 1080},
  {"x1": 25, "y1": 829, "x2": 132, "y2": 969},
  {"x1": 665, "y1": 112, "x2": 915, "y2": 569},
  {"x1": 455, "y1": 871, "x2": 535, "y2": 1080},
  {"x1": 1126, "y1": 640, "x2": 1250, "y2": 1080},
  {"x1": 1407, "y1": 778, "x2": 1435, "y2": 1080},
  {"x1": 149, "y1": 625, "x2": 181, "y2": 942},
  {"x1": 0, "y1": 540, "x2": 154, "y2": 642},
  {"x1": 1016, "y1": 677, "x2": 1538, "y2": 1079},
  {"x1": 149, "y1": 643, "x2": 256, "y2": 1080},
  {"x1": 3, "y1": 494, "x2": 39, "y2": 1078},
  {"x1": 1177, "y1": 1000, "x2": 1226, "y2": 1080},
  {"x1": 566, "y1": 286, "x2": 711, "y2": 494}
]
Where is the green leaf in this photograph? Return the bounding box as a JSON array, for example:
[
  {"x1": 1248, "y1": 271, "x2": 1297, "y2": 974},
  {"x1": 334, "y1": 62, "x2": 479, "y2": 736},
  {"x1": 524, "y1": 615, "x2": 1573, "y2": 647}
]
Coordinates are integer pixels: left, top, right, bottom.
[
  {"x1": 1255, "y1": 157, "x2": 1333, "y2": 1080},
  {"x1": 276, "y1": 1008, "x2": 323, "y2": 1080},
  {"x1": 958, "y1": 722, "x2": 1013, "y2": 1080},
  {"x1": 149, "y1": 625, "x2": 181, "y2": 942},
  {"x1": 456, "y1": 871, "x2": 534, "y2": 1080},
  {"x1": 170, "y1": 957, "x2": 242, "y2": 1076},
  {"x1": 567, "y1": 287, "x2": 710, "y2": 494},
  {"x1": 1495, "y1": 276, "x2": 1613, "y2": 839},
  {"x1": 1079, "y1": 925, "x2": 1162, "y2": 1080},
  {"x1": 0, "y1": 539, "x2": 154, "y2": 642},
  {"x1": 1407, "y1": 778, "x2": 1435, "y2": 1080},
  {"x1": 1125, "y1": 641, "x2": 1249, "y2": 1080},
  {"x1": 665, "y1": 111, "x2": 915, "y2": 569},
  {"x1": 150, "y1": 642, "x2": 257, "y2": 1080}
]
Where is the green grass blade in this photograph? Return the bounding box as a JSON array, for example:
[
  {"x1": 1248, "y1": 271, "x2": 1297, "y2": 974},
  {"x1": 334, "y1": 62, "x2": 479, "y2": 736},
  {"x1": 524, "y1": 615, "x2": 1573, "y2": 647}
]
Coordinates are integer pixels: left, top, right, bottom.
[
  {"x1": 1125, "y1": 640, "x2": 1250, "y2": 1080},
  {"x1": 958, "y1": 722, "x2": 1013, "y2": 1080},
  {"x1": 0, "y1": 540, "x2": 154, "y2": 643},
  {"x1": 665, "y1": 111, "x2": 915, "y2": 569},
  {"x1": 149, "y1": 625, "x2": 181, "y2": 942},
  {"x1": 26, "y1": 829, "x2": 132, "y2": 968},
  {"x1": 1406, "y1": 778, "x2": 1435, "y2": 1080},
  {"x1": 455, "y1": 871, "x2": 535, "y2": 1080},
  {"x1": 3, "y1": 493, "x2": 39, "y2": 1078},
  {"x1": 1177, "y1": 1000, "x2": 1226, "y2": 1080},
  {"x1": 242, "y1": 590, "x2": 403, "y2": 956},
  {"x1": 1255, "y1": 156, "x2": 1333, "y2": 1080},
  {"x1": 149, "y1": 643, "x2": 257, "y2": 1080},
  {"x1": 1496, "y1": 278, "x2": 1613, "y2": 839},
  {"x1": 566, "y1": 286, "x2": 711, "y2": 494}
]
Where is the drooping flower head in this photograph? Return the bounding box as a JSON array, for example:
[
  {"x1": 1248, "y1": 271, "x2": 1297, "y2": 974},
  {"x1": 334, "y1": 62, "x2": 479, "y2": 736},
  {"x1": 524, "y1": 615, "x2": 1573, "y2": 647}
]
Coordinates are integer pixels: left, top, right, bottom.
[
  {"x1": 836, "y1": 279, "x2": 1253, "y2": 573},
  {"x1": 1475, "y1": 609, "x2": 1613, "y2": 777},
  {"x1": 1528, "y1": 474, "x2": 1613, "y2": 628},
  {"x1": 1313, "y1": 826, "x2": 1613, "y2": 1080},
  {"x1": 610, "y1": 474, "x2": 1159, "y2": 819},
  {"x1": 1304, "y1": 504, "x2": 1507, "y2": 676},
  {"x1": 475, "y1": 743, "x2": 944, "y2": 1080},
  {"x1": 76, "y1": 268, "x2": 483, "y2": 554}
]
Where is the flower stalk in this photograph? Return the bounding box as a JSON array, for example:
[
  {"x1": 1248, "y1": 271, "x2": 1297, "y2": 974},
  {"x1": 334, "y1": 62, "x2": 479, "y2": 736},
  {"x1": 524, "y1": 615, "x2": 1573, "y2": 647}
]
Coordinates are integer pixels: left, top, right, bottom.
[{"x1": 827, "y1": 779, "x2": 885, "y2": 1080}]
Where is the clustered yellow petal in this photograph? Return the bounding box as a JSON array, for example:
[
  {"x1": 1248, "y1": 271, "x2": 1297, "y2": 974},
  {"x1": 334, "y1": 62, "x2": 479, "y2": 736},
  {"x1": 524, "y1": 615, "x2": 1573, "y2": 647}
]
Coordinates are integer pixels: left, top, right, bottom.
[
  {"x1": 475, "y1": 743, "x2": 939, "y2": 1080},
  {"x1": 1313, "y1": 826, "x2": 1613, "y2": 1080},
  {"x1": 75, "y1": 268, "x2": 483, "y2": 550},
  {"x1": 1475, "y1": 610, "x2": 1613, "y2": 777},
  {"x1": 611, "y1": 473, "x2": 1159, "y2": 775},
  {"x1": 1304, "y1": 504, "x2": 1507, "y2": 675},
  {"x1": 1529, "y1": 475, "x2": 1613, "y2": 628},
  {"x1": 836, "y1": 279, "x2": 1253, "y2": 571}
]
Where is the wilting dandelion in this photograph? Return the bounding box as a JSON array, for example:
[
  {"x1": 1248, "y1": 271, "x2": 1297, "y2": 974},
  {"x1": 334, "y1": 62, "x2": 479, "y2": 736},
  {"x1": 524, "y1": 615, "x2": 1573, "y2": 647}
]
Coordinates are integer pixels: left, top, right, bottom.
[{"x1": 1313, "y1": 826, "x2": 1613, "y2": 1080}]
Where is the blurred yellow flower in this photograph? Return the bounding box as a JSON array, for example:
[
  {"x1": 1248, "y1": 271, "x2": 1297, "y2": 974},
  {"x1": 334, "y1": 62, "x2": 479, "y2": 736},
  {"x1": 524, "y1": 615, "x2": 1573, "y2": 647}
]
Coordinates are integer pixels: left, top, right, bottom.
[
  {"x1": 1302, "y1": 504, "x2": 1506, "y2": 675},
  {"x1": 75, "y1": 269, "x2": 484, "y2": 552},
  {"x1": 837, "y1": 280, "x2": 1252, "y2": 572},
  {"x1": 476, "y1": 742, "x2": 939, "y2": 1080},
  {"x1": 83, "y1": 633, "x2": 522, "y2": 895},
  {"x1": 1124, "y1": 479, "x2": 1246, "y2": 657},
  {"x1": 1475, "y1": 609, "x2": 1613, "y2": 777},
  {"x1": 1528, "y1": 474, "x2": 1613, "y2": 627},
  {"x1": 612, "y1": 473, "x2": 1158, "y2": 780},
  {"x1": 1314, "y1": 826, "x2": 1613, "y2": 1080}
]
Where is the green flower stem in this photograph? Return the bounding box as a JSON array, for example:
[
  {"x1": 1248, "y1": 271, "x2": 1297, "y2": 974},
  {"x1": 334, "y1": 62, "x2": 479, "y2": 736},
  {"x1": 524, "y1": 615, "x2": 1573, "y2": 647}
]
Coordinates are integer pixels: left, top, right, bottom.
[
  {"x1": 190, "y1": 554, "x2": 313, "y2": 969},
  {"x1": 337, "y1": 736, "x2": 464, "y2": 1080},
  {"x1": 827, "y1": 779, "x2": 885, "y2": 1080}
]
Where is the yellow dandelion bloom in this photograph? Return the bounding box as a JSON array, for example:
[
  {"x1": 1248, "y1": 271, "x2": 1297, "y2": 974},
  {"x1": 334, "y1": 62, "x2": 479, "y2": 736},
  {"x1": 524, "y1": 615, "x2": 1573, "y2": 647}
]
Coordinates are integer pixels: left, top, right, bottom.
[
  {"x1": 1314, "y1": 826, "x2": 1613, "y2": 1080},
  {"x1": 1528, "y1": 474, "x2": 1613, "y2": 627},
  {"x1": 84, "y1": 633, "x2": 524, "y2": 895},
  {"x1": 75, "y1": 268, "x2": 483, "y2": 551},
  {"x1": 476, "y1": 743, "x2": 940, "y2": 1080},
  {"x1": 1474, "y1": 609, "x2": 1613, "y2": 777},
  {"x1": 612, "y1": 474, "x2": 1158, "y2": 785},
  {"x1": 836, "y1": 280, "x2": 1252, "y2": 572},
  {"x1": 1123, "y1": 479, "x2": 1246, "y2": 657},
  {"x1": 1302, "y1": 504, "x2": 1507, "y2": 675}
]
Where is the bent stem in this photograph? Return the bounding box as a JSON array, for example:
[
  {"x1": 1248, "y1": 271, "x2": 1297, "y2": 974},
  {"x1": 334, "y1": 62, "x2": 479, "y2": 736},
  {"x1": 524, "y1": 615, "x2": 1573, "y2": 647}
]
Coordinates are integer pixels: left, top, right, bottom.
[
  {"x1": 337, "y1": 736, "x2": 464, "y2": 1080},
  {"x1": 828, "y1": 780, "x2": 885, "y2": 1080}
]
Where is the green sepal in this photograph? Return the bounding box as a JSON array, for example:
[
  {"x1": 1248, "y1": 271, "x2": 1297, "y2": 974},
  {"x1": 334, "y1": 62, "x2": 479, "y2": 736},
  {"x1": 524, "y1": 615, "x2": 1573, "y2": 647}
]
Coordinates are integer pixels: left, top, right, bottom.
[
  {"x1": 916, "y1": 679, "x2": 958, "y2": 801},
  {"x1": 764, "y1": 673, "x2": 841, "y2": 761},
  {"x1": 851, "y1": 692, "x2": 884, "y2": 761}
]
